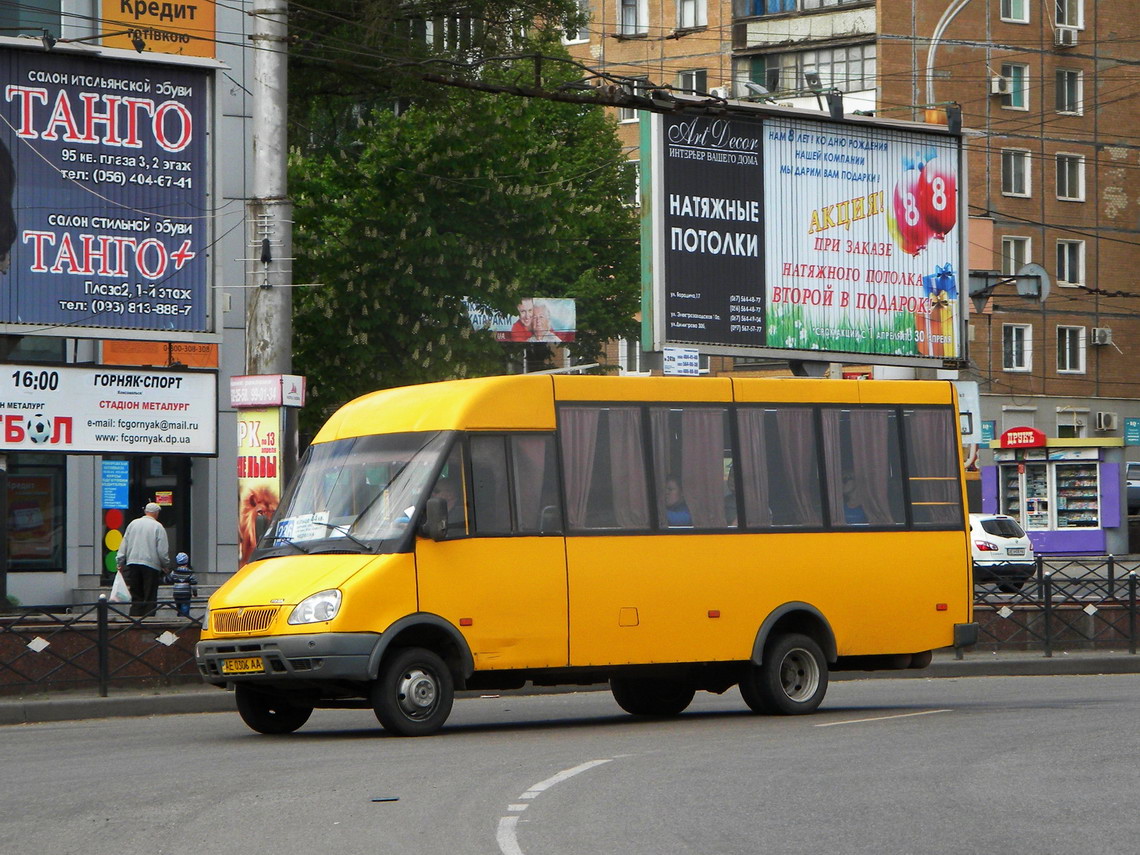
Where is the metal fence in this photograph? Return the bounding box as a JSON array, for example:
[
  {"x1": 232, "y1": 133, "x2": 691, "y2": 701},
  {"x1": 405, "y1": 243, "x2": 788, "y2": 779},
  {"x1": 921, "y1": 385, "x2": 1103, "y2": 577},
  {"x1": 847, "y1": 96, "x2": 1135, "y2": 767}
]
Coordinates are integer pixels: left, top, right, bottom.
[
  {"x1": 2, "y1": 557, "x2": 1140, "y2": 695},
  {"x1": 0, "y1": 595, "x2": 204, "y2": 697},
  {"x1": 972, "y1": 556, "x2": 1140, "y2": 657}
]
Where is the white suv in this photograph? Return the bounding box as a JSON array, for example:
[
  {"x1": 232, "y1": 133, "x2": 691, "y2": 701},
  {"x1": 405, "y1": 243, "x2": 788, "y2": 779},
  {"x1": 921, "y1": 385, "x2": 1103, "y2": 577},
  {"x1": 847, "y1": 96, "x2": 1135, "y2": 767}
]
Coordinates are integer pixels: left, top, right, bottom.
[{"x1": 969, "y1": 513, "x2": 1036, "y2": 592}]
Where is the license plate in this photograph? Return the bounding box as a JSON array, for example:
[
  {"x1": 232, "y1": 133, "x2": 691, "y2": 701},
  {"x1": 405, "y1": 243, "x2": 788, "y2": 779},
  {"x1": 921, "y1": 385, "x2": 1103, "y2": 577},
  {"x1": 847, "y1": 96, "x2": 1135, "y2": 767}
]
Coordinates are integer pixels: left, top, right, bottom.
[
  {"x1": 1006, "y1": 548, "x2": 1026, "y2": 556},
  {"x1": 221, "y1": 656, "x2": 264, "y2": 674}
]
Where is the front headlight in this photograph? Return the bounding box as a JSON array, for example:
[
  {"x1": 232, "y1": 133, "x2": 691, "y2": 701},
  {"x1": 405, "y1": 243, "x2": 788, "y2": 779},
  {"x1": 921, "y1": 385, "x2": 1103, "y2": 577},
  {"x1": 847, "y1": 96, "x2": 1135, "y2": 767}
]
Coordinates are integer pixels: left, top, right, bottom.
[{"x1": 288, "y1": 589, "x2": 342, "y2": 625}]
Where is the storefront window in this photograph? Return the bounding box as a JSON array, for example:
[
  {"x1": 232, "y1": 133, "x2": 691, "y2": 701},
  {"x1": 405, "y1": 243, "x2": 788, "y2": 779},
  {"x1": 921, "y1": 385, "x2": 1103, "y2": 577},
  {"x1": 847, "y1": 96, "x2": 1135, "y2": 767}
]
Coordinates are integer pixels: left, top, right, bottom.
[{"x1": 7, "y1": 454, "x2": 66, "y2": 572}]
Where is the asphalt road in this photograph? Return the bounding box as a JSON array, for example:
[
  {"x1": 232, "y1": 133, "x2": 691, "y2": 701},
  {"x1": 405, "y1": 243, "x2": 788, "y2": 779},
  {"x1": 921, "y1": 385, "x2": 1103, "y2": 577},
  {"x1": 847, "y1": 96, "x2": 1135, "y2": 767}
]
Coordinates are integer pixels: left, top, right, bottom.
[{"x1": 3, "y1": 673, "x2": 1139, "y2": 855}]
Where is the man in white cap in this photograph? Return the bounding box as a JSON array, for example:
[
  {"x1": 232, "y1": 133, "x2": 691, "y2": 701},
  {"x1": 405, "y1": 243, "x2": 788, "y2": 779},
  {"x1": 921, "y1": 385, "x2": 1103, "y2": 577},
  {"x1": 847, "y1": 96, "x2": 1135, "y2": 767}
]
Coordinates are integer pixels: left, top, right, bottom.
[{"x1": 115, "y1": 502, "x2": 172, "y2": 617}]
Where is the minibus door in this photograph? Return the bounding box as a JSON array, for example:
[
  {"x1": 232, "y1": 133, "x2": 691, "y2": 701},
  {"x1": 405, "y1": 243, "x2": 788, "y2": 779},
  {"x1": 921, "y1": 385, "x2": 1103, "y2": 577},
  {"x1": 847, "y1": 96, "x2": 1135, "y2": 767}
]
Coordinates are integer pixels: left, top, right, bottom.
[{"x1": 415, "y1": 436, "x2": 568, "y2": 671}]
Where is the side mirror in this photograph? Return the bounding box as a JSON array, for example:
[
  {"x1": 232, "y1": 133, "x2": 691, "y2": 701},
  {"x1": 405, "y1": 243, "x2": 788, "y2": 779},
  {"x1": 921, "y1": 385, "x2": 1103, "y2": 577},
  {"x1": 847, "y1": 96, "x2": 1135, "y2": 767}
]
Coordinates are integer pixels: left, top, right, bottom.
[{"x1": 422, "y1": 497, "x2": 448, "y2": 542}]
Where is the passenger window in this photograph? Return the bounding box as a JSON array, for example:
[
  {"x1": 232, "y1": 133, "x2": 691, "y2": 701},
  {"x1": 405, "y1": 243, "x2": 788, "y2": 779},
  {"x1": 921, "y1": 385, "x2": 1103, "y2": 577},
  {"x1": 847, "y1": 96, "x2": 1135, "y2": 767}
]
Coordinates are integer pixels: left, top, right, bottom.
[
  {"x1": 649, "y1": 406, "x2": 733, "y2": 529},
  {"x1": 559, "y1": 406, "x2": 650, "y2": 530},
  {"x1": 903, "y1": 408, "x2": 962, "y2": 527},
  {"x1": 431, "y1": 445, "x2": 469, "y2": 536},
  {"x1": 512, "y1": 434, "x2": 562, "y2": 534},
  {"x1": 470, "y1": 436, "x2": 512, "y2": 534},
  {"x1": 821, "y1": 407, "x2": 906, "y2": 528},
  {"x1": 737, "y1": 407, "x2": 823, "y2": 528}
]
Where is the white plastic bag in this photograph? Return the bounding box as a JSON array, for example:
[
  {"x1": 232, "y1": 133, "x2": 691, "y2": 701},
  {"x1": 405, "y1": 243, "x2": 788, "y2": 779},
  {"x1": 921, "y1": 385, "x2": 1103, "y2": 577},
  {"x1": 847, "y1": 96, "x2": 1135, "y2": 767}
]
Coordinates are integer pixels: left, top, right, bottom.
[{"x1": 109, "y1": 569, "x2": 131, "y2": 604}]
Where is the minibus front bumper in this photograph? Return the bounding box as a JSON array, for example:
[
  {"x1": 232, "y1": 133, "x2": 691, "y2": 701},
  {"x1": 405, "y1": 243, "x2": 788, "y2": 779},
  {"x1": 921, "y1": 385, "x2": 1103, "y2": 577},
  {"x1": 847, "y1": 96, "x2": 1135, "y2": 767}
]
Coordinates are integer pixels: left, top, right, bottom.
[{"x1": 196, "y1": 632, "x2": 381, "y2": 685}]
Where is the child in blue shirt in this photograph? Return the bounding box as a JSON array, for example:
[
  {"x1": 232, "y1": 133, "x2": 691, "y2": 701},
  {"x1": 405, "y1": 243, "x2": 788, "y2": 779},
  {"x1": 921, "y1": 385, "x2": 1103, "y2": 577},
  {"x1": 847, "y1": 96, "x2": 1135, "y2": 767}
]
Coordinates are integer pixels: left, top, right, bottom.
[{"x1": 166, "y1": 552, "x2": 198, "y2": 617}]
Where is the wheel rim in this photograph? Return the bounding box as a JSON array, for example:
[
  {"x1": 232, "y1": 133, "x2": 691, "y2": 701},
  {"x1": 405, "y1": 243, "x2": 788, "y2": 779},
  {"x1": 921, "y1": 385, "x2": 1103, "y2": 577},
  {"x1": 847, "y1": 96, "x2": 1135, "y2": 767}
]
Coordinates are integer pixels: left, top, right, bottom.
[
  {"x1": 396, "y1": 667, "x2": 438, "y2": 719},
  {"x1": 778, "y1": 647, "x2": 820, "y2": 702}
]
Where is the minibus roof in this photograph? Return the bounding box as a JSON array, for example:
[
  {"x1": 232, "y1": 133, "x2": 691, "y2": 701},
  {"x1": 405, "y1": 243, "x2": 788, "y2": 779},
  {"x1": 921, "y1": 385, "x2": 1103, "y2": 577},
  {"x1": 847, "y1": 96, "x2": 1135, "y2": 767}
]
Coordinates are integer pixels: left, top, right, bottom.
[{"x1": 312, "y1": 375, "x2": 956, "y2": 443}]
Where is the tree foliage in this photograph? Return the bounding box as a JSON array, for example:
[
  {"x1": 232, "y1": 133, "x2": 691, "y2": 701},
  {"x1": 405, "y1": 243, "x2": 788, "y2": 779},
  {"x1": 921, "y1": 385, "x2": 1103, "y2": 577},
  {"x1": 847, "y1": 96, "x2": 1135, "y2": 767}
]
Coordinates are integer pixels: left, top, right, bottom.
[{"x1": 289, "y1": 38, "x2": 640, "y2": 431}]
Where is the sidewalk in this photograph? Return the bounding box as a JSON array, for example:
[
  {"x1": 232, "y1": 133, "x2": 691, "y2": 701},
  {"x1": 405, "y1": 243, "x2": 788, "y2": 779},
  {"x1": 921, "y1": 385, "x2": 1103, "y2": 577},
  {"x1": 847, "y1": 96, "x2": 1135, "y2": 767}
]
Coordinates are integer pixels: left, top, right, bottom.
[{"x1": 1, "y1": 648, "x2": 1138, "y2": 726}]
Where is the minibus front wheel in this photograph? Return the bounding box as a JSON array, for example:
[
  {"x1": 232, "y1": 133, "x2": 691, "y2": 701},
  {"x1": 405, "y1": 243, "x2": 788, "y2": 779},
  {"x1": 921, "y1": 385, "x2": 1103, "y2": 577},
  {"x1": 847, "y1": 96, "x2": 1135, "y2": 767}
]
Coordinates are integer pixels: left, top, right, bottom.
[
  {"x1": 234, "y1": 684, "x2": 314, "y2": 735},
  {"x1": 372, "y1": 647, "x2": 455, "y2": 736},
  {"x1": 739, "y1": 633, "x2": 828, "y2": 716}
]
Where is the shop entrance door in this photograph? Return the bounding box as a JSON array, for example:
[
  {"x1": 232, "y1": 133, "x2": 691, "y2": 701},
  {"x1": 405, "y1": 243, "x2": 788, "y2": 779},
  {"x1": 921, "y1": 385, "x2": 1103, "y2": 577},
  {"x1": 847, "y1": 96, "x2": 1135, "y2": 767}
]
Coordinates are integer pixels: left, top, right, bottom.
[{"x1": 130, "y1": 456, "x2": 192, "y2": 563}]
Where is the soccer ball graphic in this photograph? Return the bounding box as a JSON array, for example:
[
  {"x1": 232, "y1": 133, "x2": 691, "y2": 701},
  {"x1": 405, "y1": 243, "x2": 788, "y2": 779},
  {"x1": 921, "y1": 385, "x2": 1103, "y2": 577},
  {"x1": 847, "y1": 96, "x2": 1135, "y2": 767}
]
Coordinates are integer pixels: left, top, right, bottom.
[{"x1": 26, "y1": 414, "x2": 52, "y2": 444}]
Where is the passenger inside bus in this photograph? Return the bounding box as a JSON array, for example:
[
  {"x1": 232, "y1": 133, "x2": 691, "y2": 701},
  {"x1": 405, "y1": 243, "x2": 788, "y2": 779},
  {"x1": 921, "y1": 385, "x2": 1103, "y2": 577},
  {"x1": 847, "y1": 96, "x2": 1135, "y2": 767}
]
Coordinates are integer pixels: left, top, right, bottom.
[
  {"x1": 663, "y1": 476, "x2": 693, "y2": 527},
  {"x1": 842, "y1": 473, "x2": 868, "y2": 525}
]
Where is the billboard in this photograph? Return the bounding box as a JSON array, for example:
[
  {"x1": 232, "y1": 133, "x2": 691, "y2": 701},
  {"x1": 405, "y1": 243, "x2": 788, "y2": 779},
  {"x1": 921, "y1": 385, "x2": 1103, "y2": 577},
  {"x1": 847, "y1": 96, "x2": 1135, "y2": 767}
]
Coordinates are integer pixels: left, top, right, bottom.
[
  {"x1": 0, "y1": 48, "x2": 210, "y2": 334},
  {"x1": 0, "y1": 363, "x2": 217, "y2": 454},
  {"x1": 100, "y1": 0, "x2": 217, "y2": 59},
  {"x1": 649, "y1": 110, "x2": 964, "y2": 364},
  {"x1": 465, "y1": 297, "x2": 576, "y2": 343}
]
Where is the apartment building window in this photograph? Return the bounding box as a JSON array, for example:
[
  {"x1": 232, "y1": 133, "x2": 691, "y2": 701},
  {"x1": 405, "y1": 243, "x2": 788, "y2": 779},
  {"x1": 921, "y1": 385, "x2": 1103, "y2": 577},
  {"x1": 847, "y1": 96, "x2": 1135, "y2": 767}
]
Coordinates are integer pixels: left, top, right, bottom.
[
  {"x1": 1003, "y1": 324, "x2": 1032, "y2": 372},
  {"x1": 1001, "y1": 236, "x2": 1031, "y2": 275},
  {"x1": 1055, "y1": 0, "x2": 1082, "y2": 28},
  {"x1": 1001, "y1": 149, "x2": 1030, "y2": 197},
  {"x1": 1056, "y1": 326, "x2": 1086, "y2": 374},
  {"x1": 617, "y1": 339, "x2": 652, "y2": 375},
  {"x1": 676, "y1": 69, "x2": 708, "y2": 95},
  {"x1": 735, "y1": 0, "x2": 793, "y2": 15},
  {"x1": 1055, "y1": 69, "x2": 1082, "y2": 114},
  {"x1": 999, "y1": 63, "x2": 1029, "y2": 109},
  {"x1": 747, "y1": 44, "x2": 876, "y2": 94},
  {"x1": 620, "y1": 0, "x2": 648, "y2": 34},
  {"x1": 564, "y1": 0, "x2": 591, "y2": 42},
  {"x1": 618, "y1": 77, "x2": 649, "y2": 121},
  {"x1": 1056, "y1": 240, "x2": 1084, "y2": 286},
  {"x1": 1056, "y1": 153, "x2": 1085, "y2": 201},
  {"x1": 1001, "y1": 0, "x2": 1028, "y2": 22},
  {"x1": 678, "y1": 0, "x2": 707, "y2": 29}
]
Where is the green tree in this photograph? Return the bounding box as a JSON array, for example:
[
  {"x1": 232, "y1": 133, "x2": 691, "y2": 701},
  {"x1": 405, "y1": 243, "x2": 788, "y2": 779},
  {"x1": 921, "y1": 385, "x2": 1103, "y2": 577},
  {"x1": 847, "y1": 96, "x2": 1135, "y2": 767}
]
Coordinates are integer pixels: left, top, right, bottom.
[{"x1": 290, "y1": 46, "x2": 640, "y2": 431}]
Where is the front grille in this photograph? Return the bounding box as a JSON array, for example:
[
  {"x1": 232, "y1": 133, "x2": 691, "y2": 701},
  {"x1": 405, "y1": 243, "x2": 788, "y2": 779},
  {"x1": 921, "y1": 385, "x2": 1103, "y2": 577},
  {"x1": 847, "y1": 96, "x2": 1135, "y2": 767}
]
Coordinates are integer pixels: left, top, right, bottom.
[{"x1": 211, "y1": 606, "x2": 280, "y2": 634}]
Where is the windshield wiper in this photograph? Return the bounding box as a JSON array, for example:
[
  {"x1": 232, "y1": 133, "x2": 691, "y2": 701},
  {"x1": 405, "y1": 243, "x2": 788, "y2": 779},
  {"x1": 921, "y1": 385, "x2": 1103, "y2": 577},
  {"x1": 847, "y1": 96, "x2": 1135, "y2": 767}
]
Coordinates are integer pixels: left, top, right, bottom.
[
  {"x1": 310, "y1": 521, "x2": 375, "y2": 552},
  {"x1": 259, "y1": 536, "x2": 310, "y2": 555}
]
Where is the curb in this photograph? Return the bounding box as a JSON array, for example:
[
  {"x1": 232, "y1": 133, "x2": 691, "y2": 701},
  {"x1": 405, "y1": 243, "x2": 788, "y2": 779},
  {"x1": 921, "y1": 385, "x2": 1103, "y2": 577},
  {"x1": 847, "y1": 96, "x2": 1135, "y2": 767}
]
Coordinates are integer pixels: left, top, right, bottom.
[{"x1": 2, "y1": 653, "x2": 1138, "y2": 725}]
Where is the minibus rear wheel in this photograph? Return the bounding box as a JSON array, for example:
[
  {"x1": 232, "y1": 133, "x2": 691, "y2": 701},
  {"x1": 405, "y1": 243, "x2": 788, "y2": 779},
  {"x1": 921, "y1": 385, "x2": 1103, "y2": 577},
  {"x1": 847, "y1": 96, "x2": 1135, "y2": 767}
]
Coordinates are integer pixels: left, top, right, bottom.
[
  {"x1": 739, "y1": 633, "x2": 828, "y2": 716},
  {"x1": 234, "y1": 684, "x2": 314, "y2": 734},
  {"x1": 610, "y1": 676, "x2": 696, "y2": 716},
  {"x1": 372, "y1": 647, "x2": 455, "y2": 736}
]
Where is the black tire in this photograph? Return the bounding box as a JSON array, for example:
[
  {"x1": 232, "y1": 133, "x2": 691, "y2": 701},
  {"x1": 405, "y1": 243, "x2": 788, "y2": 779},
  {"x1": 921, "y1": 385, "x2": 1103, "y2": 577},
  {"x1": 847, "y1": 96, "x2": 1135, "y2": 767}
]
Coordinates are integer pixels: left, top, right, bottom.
[
  {"x1": 234, "y1": 684, "x2": 313, "y2": 734},
  {"x1": 739, "y1": 633, "x2": 828, "y2": 716},
  {"x1": 610, "y1": 676, "x2": 696, "y2": 717},
  {"x1": 372, "y1": 647, "x2": 454, "y2": 736}
]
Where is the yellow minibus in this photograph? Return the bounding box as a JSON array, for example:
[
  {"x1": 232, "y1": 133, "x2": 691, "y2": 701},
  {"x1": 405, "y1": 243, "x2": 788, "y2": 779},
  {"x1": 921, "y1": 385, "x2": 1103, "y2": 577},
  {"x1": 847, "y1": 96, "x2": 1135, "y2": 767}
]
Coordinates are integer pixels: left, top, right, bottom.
[{"x1": 197, "y1": 375, "x2": 977, "y2": 735}]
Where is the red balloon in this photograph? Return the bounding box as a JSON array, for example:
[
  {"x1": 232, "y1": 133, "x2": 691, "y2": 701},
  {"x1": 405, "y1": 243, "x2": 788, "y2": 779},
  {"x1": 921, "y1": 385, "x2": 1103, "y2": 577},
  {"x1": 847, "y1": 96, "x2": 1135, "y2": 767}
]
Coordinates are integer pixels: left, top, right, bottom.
[
  {"x1": 890, "y1": 172, "x2": 932, "y2": 256},
  {"x1": 918, "y1": 161, "x2": 957, "y2": 238}
]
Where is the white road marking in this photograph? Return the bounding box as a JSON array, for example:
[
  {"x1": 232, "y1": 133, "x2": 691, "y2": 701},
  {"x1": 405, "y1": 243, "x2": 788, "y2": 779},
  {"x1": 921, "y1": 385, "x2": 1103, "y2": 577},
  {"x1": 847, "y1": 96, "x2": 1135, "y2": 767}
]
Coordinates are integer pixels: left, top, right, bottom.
[
  {"x1": 815, "y1": 708, "x2": 952, "y2": 727},
  {"x1": 497, "y1": 759, "x2": 614, "y2": 855}
]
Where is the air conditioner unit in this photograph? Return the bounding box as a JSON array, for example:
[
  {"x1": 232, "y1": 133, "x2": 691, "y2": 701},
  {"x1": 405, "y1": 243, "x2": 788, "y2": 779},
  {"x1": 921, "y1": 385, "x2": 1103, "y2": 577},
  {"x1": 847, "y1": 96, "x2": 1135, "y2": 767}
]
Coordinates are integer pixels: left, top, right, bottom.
[
  {"x1": 1055, "y1": 27, "x2": 1078, "y2": 47},
  {"x1": 1092, "y1": 327, "x2": 1113, "y2": 346},
  {"x1": 1096, "y1": 411, "x2": 1119, "y2": 432},
  {"x1": 990, "y1": 76, "x2": 1011, "y2": 96},
  {"x1": 709, "y1": 86, "x2": 731, "y2": 100}
]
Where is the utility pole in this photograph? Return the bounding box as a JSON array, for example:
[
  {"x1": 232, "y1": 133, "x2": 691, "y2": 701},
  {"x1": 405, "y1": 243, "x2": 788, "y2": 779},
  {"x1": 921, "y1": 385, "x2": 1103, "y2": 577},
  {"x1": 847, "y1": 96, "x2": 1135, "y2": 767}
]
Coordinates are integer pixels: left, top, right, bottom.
[{"x1": 246, "y1": 0, "x2": 292, "y2": 375}]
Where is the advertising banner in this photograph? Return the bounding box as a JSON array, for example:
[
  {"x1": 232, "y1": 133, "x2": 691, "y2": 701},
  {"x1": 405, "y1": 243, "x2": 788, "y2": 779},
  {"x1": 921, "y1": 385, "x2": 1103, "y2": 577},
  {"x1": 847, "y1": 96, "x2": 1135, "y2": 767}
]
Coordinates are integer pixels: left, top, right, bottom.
[
  {"x1": 237, "y1": 407, "x2": 281, "y2": 567},
  {"x1": 465, "y1": 297, "x2": 576, "y2": 343},
  {"x1": 650, "y1": 111, "x2": 963, "y2": 362},
  {"x1": 0, "y1": 363, "x2": 217, "y2": 454},
  {"x1": 100, "y1": 0, "x2": 217, "y2": 59},
  {"x1": 0, "y1": 48, "x2": 209, "y2": 332}
]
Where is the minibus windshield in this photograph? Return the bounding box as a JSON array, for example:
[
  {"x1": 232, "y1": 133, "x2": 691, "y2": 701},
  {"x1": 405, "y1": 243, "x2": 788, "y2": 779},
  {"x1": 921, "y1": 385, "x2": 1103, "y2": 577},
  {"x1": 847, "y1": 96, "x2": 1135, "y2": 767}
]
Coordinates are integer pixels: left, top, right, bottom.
[{"x1": 260, "y1": 431, "x2": 450, "y2": 554}]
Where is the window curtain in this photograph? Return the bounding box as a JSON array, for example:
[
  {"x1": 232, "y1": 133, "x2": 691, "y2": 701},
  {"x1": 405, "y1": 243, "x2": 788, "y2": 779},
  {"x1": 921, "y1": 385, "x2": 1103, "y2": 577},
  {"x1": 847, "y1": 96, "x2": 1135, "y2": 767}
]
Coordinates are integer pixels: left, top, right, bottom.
[
  {"x1": 850, "y1": 410, "x2": 895, "y2": 525},
  {"x1": 682, "y1": 408, "x2": 728, "y2": 528},
  {"x1": 559, "y1": 408, "x2": 598, "y2": 529},
  {"x1": 512, "y1": 435, "x2": 548, "y2": 532},
  {"x1": 607, "y1": 408, "x2": 649, "y2": 528},
  {"x1": 776, "y1": 408, "x2": 822, "y2": 526},
  {"x1": 906, "y1": 409, "x2": 960, "y2": 525},
  {"x1": 737, "y1": 409, "x2": 772, "y2": 527}
]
